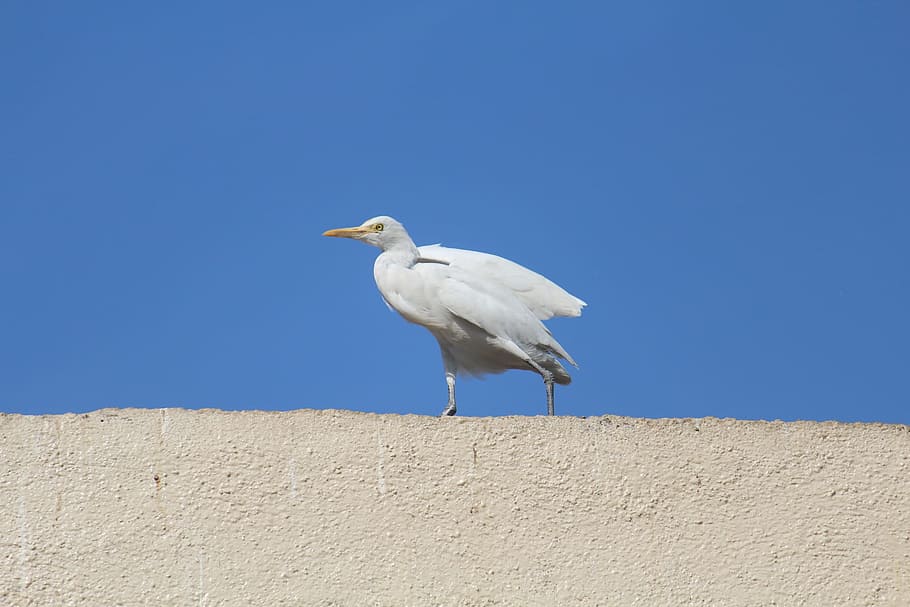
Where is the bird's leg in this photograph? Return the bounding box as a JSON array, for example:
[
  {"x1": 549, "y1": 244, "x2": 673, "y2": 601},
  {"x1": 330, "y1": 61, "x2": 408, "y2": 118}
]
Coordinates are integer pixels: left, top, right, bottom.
[
  {"x1": 545, "y1": 375, "x2": 555, "y2": 416},
  {"x1": 522, "y1": 357, "x2": 557, "y2": 416},
  {"x1": 438, "y1": 346, "x2": 458, "y2": 416},
  {"x1": 441, "y1": 372, "x2": 457, "y2": 416}
]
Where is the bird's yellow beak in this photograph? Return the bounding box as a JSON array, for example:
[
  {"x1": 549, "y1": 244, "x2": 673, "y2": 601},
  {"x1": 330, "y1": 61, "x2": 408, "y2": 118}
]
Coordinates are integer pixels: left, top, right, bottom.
[{"x1": 323, "y1": 226, "x2": 370, "y2": 239}]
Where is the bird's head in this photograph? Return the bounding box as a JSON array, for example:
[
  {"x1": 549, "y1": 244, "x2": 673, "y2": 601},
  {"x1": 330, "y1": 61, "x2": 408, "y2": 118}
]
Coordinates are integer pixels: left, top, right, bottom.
[{"x1": 322, "y1": 216, "x2": 413, "y2": 251}]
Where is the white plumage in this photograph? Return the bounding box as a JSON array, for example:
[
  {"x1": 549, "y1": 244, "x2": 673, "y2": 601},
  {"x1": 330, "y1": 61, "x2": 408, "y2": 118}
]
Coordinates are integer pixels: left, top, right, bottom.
[{"x1": 324, "y1": 216, "x2": 586, "y2": 416}]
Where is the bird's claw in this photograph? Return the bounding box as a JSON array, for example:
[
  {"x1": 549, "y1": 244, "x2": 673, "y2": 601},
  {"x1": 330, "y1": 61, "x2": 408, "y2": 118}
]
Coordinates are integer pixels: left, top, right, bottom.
[{"x1": 440, "y1": 404, "x2": 457, "y2": 417}]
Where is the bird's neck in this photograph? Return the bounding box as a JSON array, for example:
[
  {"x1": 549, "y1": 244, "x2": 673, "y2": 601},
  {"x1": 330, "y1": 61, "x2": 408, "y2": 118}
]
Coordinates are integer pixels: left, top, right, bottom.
[{"x1": 378, "y1": 241, "x2": 420, "y2": 267}]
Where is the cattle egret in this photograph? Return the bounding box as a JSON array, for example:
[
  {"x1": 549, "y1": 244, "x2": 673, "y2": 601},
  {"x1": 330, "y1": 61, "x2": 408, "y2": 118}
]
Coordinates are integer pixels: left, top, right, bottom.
[{"x1": 323, "y1": 216, "x2": 586, "y2": 416}]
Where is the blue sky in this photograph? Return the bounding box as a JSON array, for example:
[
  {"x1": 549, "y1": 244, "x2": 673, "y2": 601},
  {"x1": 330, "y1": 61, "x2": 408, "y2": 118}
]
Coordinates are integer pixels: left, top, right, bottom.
[{"x1": 2, "y1": 2, "x2": 908, "y2": 423}]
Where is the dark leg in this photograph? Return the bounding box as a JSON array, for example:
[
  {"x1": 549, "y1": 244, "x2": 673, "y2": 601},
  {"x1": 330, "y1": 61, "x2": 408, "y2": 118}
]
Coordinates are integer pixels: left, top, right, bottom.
[
  {"x1": 524, "y1": 358, "x2": 556, "y2": 416},
  {"x1": 545, "y1": 376, "x2": 555, "y2": 416}
]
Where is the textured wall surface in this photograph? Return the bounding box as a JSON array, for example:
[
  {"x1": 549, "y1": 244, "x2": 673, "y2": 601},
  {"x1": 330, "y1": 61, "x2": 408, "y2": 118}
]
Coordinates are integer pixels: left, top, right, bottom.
[{"x1": 1, "y1": 408, "x2": 908, "y2": 606}]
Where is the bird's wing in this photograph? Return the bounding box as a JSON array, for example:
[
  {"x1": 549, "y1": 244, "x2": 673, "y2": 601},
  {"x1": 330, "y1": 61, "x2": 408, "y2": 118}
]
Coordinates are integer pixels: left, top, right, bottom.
[
  {"x1": 417, "y1": 244, "x2": 586, "y2": 320},
  {"x1": 435, "y1": 268, "x2": 577, "y2": 366}
]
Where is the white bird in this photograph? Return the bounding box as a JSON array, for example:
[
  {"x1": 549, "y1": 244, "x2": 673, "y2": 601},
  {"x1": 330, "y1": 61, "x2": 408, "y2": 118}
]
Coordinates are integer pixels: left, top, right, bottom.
[{"x1": 323, "y1": 216, "x2": 586, "y2": 416}]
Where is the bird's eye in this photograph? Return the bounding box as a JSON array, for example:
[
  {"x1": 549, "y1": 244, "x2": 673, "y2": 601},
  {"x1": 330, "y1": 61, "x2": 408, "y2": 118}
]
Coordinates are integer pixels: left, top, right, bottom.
[{"x1": 373, "y1": 223, "x2": 384, "y2": 232}]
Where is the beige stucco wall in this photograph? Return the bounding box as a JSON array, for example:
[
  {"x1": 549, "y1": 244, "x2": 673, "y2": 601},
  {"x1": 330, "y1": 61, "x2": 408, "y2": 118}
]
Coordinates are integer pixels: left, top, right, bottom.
[{"x1": 1, "y1": 408, "x2": 908, "y2": 606}]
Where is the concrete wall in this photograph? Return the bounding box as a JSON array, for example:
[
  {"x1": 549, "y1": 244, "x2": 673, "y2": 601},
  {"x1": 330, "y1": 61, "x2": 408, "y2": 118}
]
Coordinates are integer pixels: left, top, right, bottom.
[{"x1": 1, "y1": 408, "x2": 908, "y2": 606}]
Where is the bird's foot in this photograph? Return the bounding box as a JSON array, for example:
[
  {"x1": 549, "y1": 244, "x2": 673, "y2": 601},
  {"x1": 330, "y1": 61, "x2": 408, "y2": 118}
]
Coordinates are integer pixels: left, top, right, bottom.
[{"x1": 440, "y1": 403, "x2": 457, "y2": 417}]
